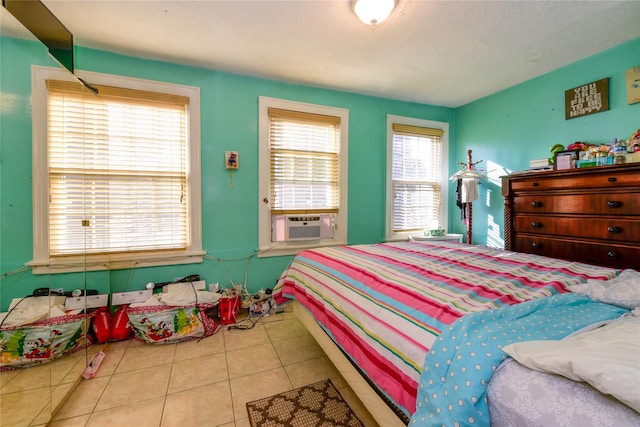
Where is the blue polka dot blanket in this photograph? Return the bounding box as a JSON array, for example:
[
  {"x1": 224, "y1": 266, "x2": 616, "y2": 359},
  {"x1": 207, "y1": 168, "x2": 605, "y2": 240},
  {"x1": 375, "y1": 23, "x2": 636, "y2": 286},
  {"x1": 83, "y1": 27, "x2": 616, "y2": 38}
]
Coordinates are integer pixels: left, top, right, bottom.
[{"x1": 409, "y1": 293, "x2": 629, "y2": 427}]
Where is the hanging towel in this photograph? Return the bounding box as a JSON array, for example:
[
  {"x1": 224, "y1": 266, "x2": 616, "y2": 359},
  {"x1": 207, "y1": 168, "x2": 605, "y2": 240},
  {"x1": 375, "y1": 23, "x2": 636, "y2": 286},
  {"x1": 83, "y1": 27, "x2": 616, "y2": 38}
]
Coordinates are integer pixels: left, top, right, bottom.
[{"x1": 460, "y1": 178, "x2": 479, "y2": 203}]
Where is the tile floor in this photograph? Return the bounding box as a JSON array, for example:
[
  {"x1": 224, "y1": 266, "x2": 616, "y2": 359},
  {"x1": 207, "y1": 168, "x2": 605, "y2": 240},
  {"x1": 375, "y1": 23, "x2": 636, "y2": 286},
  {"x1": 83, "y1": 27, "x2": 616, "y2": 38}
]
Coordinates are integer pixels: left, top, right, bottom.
[
  {"x1": 43, "y1": 307, "x2": 380, "y2": 427},
  {"x1": 0, "y1": 348, "x2": 85, "y2": 427}
]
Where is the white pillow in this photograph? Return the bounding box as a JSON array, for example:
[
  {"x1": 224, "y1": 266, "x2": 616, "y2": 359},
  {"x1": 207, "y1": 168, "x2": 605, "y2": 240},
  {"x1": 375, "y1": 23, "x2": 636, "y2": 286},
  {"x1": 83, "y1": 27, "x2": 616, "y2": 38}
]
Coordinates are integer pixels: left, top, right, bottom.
[
  {"x1": 503, "y1": 315, "x2": 640, "y2": 412},
  {"x1": 570, "y1": 269, "x2": 640, "y2": 309}
]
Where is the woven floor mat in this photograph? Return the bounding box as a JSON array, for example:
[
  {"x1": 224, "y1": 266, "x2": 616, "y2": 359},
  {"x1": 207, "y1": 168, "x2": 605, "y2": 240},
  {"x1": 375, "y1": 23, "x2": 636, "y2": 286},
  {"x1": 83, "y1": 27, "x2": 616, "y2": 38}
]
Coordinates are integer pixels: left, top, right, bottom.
[{"x1": 246, "y1": 379, "x2": 364, "y2": 427}]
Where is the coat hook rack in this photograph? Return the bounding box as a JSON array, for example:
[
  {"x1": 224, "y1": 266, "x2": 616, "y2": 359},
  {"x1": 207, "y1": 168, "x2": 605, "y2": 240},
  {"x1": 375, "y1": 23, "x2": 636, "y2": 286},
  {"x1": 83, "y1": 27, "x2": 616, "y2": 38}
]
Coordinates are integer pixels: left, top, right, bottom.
[{"x1": 450, "y1": 150, "x2": 484, "y2": 244}]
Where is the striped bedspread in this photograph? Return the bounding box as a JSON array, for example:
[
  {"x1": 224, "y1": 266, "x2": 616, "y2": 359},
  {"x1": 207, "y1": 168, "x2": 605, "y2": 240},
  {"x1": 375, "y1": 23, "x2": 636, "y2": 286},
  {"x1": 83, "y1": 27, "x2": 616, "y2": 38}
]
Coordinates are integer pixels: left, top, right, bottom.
[{"x1": 273, "y1": 241, "x2": 619, "y2": 418}]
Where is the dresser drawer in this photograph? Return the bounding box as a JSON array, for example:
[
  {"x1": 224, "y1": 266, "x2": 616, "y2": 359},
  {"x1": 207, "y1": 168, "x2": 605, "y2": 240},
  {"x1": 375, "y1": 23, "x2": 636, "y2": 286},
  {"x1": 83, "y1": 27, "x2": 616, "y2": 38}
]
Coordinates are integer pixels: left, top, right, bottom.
[
  {"x1": 514, "y1": 193, "x2": 640, "y2": 215},
  {"x1": 509, "y1": 168, "x2": 640, "y2": 192},
  {"x1": 514, "y1": 215, "x2": 640, "y2": 243},
  {"x1": 513, "y1": 235, "x2": 640, "y2": 269}
]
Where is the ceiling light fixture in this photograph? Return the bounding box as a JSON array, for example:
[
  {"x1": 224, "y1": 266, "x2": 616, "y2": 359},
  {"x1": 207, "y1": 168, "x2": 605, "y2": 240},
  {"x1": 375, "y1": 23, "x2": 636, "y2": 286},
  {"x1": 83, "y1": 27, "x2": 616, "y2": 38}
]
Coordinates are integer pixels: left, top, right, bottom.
[{"x1": 353, "y1": 0, "x2": 396, "y2": 26}]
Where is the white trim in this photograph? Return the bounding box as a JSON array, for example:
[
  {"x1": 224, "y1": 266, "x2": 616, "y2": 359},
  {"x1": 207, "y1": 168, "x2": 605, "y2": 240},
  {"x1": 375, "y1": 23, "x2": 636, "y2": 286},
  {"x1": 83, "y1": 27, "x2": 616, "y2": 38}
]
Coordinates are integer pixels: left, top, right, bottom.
[
  {"x1": 385, "y1": 114, "x2": 449, "y2": 242},
  {"x1": 26, "y1": 250, "x2": 207, "y2": 274},
  {"x1": 258, "y1": 97, "x2": 349, "y2": 257},
  {"x1": 30, "y1": 66, "x2": 203, "y2": 273}
]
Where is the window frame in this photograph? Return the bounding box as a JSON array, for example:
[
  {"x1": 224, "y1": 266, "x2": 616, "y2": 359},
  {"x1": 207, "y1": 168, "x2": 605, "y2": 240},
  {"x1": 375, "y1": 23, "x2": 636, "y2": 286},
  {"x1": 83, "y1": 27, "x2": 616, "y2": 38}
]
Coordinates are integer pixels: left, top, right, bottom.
[
  {"x1": 30, "y1": 66, "x2": 203, "y2": 274},
  {"x1": 385, "y1": 114, "x2": 449, "y2": 242},
  {"x1": 258, "y1": 96, "x2": 348, "y2": 257}
]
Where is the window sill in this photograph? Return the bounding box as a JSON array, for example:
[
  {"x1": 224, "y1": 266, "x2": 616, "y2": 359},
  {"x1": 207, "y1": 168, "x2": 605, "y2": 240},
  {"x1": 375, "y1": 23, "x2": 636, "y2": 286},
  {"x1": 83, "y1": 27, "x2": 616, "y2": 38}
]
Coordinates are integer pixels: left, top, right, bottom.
[
  {"x1": 27, "y1": 250, "x2": 206, "y2": 274},
  {"x1": 408, "y1": 234, "x2": 463, "y2": 243},
  {"x1": 257, "y1": 240, "x2": 347, "y2": 258}
]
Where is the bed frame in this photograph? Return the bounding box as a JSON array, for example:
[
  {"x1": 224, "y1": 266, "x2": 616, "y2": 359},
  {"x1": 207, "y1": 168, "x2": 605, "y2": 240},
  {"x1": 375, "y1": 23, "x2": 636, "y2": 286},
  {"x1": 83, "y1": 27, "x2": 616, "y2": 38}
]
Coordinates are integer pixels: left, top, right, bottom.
[{"x1": 293, "y1": 301, "x2": 406, "y2": 426}]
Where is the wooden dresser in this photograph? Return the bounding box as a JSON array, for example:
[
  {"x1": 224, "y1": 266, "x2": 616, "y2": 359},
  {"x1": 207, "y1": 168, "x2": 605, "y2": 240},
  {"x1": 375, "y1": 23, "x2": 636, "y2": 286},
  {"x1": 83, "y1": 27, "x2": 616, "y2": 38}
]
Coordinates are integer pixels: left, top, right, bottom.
[{"x1": 502, "y1": 164, "x2": 640, "y2": 269}]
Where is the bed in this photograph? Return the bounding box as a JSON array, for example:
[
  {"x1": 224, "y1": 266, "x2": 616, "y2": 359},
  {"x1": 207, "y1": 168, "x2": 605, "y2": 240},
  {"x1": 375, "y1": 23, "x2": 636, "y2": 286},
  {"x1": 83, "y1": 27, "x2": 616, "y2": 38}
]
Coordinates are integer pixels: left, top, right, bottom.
[{"x1": 273, "y1": 240, "x2": 639, "y2": 426}]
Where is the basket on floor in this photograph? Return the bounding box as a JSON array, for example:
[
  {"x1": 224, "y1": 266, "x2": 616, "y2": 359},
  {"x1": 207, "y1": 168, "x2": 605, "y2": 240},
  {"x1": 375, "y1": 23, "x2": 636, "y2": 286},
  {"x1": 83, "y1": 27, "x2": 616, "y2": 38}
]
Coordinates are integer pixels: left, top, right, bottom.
[{"x1": 126, "y1": 303, "x2": 219, "y2": 344}]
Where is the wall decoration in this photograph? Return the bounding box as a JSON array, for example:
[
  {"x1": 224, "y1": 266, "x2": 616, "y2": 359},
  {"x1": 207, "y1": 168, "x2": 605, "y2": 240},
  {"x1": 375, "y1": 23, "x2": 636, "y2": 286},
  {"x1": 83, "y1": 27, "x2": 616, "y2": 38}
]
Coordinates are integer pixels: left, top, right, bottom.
[
  {"x1": 554, "y1": 149, "x2": 579, "y2": 170},
  {"x1": 225, "y1": 151, "x2": 239, "y2": 169},
  {"x1": 564, "y1": 78, "x2": 609, "y2": 120},
  {"x1": 225, "y1": 151, "x2": 239, "y2": 189},
  {"x1": 626, "y1": 66, "x2": 640, "y2": 105}
]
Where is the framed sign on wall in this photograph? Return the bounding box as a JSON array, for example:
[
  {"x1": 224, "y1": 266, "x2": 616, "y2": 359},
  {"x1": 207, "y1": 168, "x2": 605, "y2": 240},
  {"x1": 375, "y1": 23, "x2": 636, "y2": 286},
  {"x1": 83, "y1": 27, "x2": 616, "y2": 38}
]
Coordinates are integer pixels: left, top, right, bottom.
[{"x1": 565, "y1": 78, "x2": 609, "y2": 120}]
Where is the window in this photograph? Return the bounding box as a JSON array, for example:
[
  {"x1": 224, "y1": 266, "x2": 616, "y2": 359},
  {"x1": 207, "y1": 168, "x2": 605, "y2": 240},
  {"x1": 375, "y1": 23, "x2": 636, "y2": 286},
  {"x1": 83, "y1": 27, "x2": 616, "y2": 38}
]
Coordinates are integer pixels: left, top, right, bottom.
[
  {"x1": 386, "y1": 115, "x2": 449, "y2": 241},
  {"x1": 258, "y1": 97, "x2": 348, "y2": 256},
  {"x1": 30, "y1": 66, "x2": 202, "y2": 273}
]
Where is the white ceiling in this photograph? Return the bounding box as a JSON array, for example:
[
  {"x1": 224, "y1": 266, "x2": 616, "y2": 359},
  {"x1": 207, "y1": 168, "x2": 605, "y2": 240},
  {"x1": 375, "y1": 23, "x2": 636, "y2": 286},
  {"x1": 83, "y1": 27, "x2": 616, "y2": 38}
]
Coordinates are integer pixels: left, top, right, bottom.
[{"x1": 4, "y1": 0, "x2": 640, "y2": 107}]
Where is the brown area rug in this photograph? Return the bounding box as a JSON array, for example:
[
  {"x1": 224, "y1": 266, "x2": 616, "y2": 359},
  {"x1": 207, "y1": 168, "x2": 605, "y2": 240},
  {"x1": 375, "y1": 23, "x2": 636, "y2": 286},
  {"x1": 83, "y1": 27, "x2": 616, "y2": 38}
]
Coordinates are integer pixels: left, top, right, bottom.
[{"x1": 246, "y1": 379, "x2": 364, "y2": 427}]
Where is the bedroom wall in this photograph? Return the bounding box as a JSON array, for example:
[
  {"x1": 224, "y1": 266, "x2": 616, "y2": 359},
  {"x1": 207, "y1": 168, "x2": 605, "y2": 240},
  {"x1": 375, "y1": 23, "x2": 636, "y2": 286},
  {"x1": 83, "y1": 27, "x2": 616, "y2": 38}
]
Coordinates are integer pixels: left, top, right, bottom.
[
  {"x1": 0, "y1": 37, "x2": 456, "y2": 306},
  {"x1": 3, "y1": 35, "x2": 637, "y2": 305},
  {"x1": 454, "y1": 37, "x2": 640, "y2": 247}
]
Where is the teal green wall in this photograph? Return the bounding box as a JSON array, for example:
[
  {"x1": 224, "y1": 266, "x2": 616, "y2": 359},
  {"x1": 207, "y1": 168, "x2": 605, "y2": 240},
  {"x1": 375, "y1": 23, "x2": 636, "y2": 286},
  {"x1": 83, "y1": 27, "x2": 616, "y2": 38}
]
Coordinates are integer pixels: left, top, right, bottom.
[
  {"x1": 0, "y1": 37, "x2": 455, "y2": 308},
  {"x1": 1, "y1": 38, "x2": 60, "y2": 307},
  {"x1": 455, "y1": 37, "x2": 640, "y2": 247},
  {"x1": 2, "y1": 34, "x2": 638, "y2": 308}
]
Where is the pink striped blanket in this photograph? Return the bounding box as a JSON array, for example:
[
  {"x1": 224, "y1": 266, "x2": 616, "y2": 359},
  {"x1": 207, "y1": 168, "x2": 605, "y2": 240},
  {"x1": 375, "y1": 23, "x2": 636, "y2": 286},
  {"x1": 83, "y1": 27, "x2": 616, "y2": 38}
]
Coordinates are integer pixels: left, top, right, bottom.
[{"x1": 273, "y1": 241, "x2": 618, "y2": 418}]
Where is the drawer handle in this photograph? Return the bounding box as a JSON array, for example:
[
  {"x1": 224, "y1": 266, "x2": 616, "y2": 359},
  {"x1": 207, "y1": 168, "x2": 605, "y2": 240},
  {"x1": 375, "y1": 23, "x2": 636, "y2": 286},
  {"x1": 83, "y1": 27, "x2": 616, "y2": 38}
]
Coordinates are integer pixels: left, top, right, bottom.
[
  {"x1": 531, "y1": 222, "x2": 543, "y2": 229},
  {"x1": 531, "y1": 182, "x2": 539, "y2": 187},
  {"x1": 607, "y1": 251, "x2": 620, "y2": 259},
  {"x1": 607, "y1": 201, "x2": 622, "y2": 208},
  {"x1": 607, "y1": 226, "x2": 621, "y2": 234},
  {"x1": 607, "y1": 177, "x2": 617, "y2": 183},
  {"x1": 530, "y1": 242, "x2": 542, "y2": 249},
  {"x1": 531, "y1": 201, "x2": 543, "y2": 208}
]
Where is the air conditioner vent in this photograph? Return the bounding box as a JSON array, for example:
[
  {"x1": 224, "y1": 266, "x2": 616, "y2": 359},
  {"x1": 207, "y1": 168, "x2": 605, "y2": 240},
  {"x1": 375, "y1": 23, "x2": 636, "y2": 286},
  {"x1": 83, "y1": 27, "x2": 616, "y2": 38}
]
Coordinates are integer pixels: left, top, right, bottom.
[{"x1": 272, "y1": 214, "x2": 334, "y2": 242}]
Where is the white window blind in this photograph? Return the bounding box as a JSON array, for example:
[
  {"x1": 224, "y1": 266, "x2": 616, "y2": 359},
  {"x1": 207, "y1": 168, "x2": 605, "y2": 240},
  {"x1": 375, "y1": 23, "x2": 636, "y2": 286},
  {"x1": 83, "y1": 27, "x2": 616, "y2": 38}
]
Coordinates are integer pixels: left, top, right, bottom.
[
  {"x1": 391, "y1": 123, "x2": 443, "y2": 232},
  {"x1": 47, "y1": 80, "x2": 189, "y2": 256},
  {"x1": 268, "y1": 108, "x2": 340, "y2": 214}
]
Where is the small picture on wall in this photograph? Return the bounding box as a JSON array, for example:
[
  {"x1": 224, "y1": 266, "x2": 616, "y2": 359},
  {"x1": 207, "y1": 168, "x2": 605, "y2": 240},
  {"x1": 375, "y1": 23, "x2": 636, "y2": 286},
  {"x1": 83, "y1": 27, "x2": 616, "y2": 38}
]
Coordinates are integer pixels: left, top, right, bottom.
[
  {"x1": 626, "y1": 65, "x2": 640, "y2": 105},
  {"x1": 225, "y1": 151, "x2": 239, "y2": 170},
  {"x1": 554, "y1": 150, "x2": 579, "y2": 170}
]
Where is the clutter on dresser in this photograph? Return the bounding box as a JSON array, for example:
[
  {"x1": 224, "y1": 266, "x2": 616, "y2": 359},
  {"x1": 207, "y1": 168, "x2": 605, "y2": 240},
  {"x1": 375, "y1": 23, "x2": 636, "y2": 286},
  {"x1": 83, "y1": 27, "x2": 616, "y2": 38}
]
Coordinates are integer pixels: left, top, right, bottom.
[
  {"x1": 577, "y1": 131, "x2": 639, "y2": 166},
  {"x1": 529, "y1": 158, "x2": 552, "y2": 171},
  {"x1": 540, "y1": 129, "x2": 640, "y2": 173}
]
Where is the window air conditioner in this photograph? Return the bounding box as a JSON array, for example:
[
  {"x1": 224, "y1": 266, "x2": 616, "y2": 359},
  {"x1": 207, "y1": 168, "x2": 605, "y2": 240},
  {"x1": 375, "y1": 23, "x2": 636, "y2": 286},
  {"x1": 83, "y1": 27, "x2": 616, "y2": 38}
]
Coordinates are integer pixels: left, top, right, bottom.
[{"x1": 272, "y1": 214, "x2": 334, "y2": 242}]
